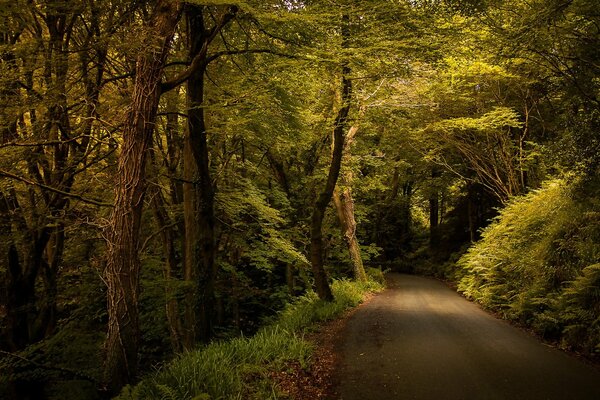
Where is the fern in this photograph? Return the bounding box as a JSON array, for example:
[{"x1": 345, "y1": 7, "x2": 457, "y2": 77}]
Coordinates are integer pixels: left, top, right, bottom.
[{"x1": 454, "y1": 176, "x2": 600, "y2": 354}]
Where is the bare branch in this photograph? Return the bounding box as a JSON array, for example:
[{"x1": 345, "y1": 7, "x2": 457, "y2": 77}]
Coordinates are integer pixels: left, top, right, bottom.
[{"x1": 204, "y1": 48, "x2": 295, "y2": 65}]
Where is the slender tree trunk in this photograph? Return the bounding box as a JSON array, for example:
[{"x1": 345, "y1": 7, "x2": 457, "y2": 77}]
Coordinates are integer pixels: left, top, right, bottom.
[
  {"x1": 286, "y1": 264, "x2": 295, "y2": 294},
  {"x1": 181, "y1": 4, "x2": 237, "y2": 344},
  {"x1": 467, "y1": 184, "x2": 478, "y2": 243},
  {"x1": 182, "y1": 129, "x2": 198, "y2": 348},
  {"x1": 310, "y1": 14, "x2": 352, "y2": 301},
  {"x1": 429, "y1": 168, "x2": 441, "y2": 248},
  {"x1": 149, "y1": 181, "x2": 183, "y2": 353},
  {"x1": 332, "y1": 119, "x2": 367, "y2": 282},
  {"x1": 182, "y1": 5, "x2": 217, "y2": 345},
  {"x1": 429, "y1": 193, "x2": 440, "y2": 246},
  {"x1": 333, "y1": 186, "x2": 366, "y2": 281},
  {"x1": 152, "y1": 94, "x2": 184, "y2": 352},
  {"x1": 103, "y1": 1, "x2": 182, "y2": 392},
  {"x1": 1, "y1": 188, "x2": 51, "y2": 351},
  {"x1": 37, "y1": 226, "x2": 65, "y2": 338}
]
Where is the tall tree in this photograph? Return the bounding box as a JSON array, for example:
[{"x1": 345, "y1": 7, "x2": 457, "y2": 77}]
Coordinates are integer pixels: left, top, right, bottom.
[
  {"x1": 174, "y1": 3, "x2": 238, "y2": 346},
  {"x1": 103, "y1": 0, "x2": 182, "y2": 392},
  {"x1": 0, "y1": 0, "x2": 116, "y2": 353},
  {"x1": 310, "y1": 13, "x2": 352, "y2": 301}
]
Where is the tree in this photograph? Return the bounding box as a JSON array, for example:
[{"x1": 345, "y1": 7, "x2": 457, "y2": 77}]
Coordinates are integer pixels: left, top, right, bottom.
[
  {"x1": 177, "y1": 3, "x2": 238, "y2": 346},
  {"x1": 0, "y1": 0, "x2": 117, "y2": 353},
  {"x1": 333, "y1": 112, "x2": 367, "y2": 282},
  {"x1": 308, "y1": 11, "x2": 352, "y2": 301},
  {"x1": 103, "y1": 0, "x2": 183, "y2": 391}
]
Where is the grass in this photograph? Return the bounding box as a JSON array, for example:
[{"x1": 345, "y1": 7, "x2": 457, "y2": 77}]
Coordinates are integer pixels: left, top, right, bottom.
[{"x1": 115, "y1": 275, "x2": 384, "y2": 400}]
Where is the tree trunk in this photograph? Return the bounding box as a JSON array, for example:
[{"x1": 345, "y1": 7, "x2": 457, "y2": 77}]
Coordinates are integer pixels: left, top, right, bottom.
[
  {"x1": 286, "y1": 264, "x2": 295, "y2": 294},
  {"x1": 37, "y1": 226, "x2": 65, "y2": 339},
  {"x1": 333, "y1": 186, "x2": 367, "y2": 281},
  {"x1": 103, "y1": 1, "x2": 182, "y2": 392},
  {"x1": 467, "y1": 184, "x2": 478, "y2": 243},
  {"x1": 180, "y1": 4, "x2": 237, "y2": 344},
  {"x1": 182, "y1": 126, "x2": 198, "y2": 348},
  {"x1": 310, "y1": 14, "x2": 352, "y2": 301},
  {"x1": 149, "y1": 181, "x2": 183, "y2": 353},
  {"x1": 429, "y1": 168, "x2": 441, "y2": 248},
  {"x1": 0, "y1": 185, "x2": 51, "y2": 352},
  {"x1": 332, "y1": 113, "x2": 367, "y2": 282},
  {"x1": 151, "y1": 93, "x2": 184, "y2": 353},
  {"x1": 182, "y1": 5, "x2": 217, "y2": 345},
  {"x1": 429, "y1": 193, "x2": 440, "y2": 246}
]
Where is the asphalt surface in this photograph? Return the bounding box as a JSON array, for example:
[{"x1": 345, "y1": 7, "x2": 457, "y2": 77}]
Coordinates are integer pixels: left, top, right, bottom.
[{"x1": 336, "y1": 273, "x2": 600, "y2": 400}]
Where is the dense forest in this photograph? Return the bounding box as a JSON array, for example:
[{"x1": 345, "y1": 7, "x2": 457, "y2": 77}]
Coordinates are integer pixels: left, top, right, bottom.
[{"x1": 0, "y1": 0, "x2": 598, "y2": 399}]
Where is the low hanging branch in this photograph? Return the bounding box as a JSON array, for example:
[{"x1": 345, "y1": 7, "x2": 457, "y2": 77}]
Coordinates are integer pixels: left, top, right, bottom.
[
  {"x1": 0, "y1": 350, "x2": 98, "y2": 384},
  {"x1": 0, "y1": 135, "x2": 84, "y2": 149},
  {"x1": 0, "y1": 169, "x2": 112, "y2": 207},
  {"x1": 204, "y1": 48, "x2": 296, "y2": 65}
]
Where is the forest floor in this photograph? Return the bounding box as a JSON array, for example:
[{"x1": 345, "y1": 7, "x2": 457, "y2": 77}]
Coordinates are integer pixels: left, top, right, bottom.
[{"x1": 332, "y1": 273, "x2": 600, "y2": 400}]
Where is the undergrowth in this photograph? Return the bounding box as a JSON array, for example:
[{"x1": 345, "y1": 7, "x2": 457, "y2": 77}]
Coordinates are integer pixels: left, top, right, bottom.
[
  {"x1": 115, "y1": 275, "x2": 384, "y2": 400},
  {"x1": 452, "y1": 176, "x2": 600, "y2": 356}
]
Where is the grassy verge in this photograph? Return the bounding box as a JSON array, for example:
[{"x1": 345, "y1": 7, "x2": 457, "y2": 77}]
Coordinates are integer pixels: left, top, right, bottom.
[{"x1": 116, "y1": 275, "x2": 384, "y2": 400}]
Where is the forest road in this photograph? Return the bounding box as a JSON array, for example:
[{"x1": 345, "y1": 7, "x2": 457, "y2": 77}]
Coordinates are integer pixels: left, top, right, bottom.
[{"x1": 335, "y1": 273, "x2": 600, "y2": 400}]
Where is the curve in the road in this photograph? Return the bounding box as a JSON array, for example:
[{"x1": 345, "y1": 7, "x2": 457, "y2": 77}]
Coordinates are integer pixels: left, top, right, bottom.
[{"x1": 336, "y1": 273, "x2": 600, "y2": 400}]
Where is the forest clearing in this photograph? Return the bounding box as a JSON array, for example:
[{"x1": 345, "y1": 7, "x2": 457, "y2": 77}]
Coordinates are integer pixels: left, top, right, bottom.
[{"x1": 1, "y1": 0, "x2": 599, "y2": 399}]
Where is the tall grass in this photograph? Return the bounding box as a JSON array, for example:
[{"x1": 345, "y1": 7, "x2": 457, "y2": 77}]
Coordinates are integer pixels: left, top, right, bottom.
[{"x1": 116, "y1": 276, "x2": 383, "y2": 400}]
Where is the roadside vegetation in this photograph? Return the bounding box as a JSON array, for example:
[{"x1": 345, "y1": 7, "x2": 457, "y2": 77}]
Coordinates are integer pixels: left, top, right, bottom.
[
  {"x1": 116, "y1": 274, "x2": 384, "y2": 400},
  {"x1": 445, "y1": 176, "x2": 600, "y2": 356}
]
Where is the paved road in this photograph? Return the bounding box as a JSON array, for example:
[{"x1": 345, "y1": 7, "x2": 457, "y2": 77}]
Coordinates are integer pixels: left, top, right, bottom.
[{"x1": 336, "y1": 273, "x2": 600, "y2": 400}]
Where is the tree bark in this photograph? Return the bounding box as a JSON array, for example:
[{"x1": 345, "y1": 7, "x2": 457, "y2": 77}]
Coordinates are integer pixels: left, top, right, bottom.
[
  {"x1": 182, "y1": 123, "x2": 198, "y2": 348},
  {"x1": 429, "y1": 168, "x2": 441, "y2": 248},
  {"x1": 186, "y1": 5, "x2": 216, "y2": 344},
  {"x1": 149, "y1": 180, "x2": 183, "y2": 354},
  {"x1": 103, "y1": 1, "x2": 182, "y2": 392}
]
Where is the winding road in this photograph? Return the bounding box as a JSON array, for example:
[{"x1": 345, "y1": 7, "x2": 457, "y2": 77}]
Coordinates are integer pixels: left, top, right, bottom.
[{"x1": 336, "y1": 273, "x2": 600, "y2": 400}]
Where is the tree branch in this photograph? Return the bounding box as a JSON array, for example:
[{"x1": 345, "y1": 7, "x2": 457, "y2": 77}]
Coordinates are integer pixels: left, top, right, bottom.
[
  {"x1": 204, "y1": 48, "x2": 296, "y2": 65},
  {"x1": 0, "y1": 169, "x2": 112, "y2": 207},
  {"x1": 0, "y1": 136, "x2": 84, "y2": 149},
  {"x1": 161, "y1": 6, "x2": 238, "y2": 93},
  {"x1": 100, "y1": 71, "x2": 134, "y2": 87},
  {"x1": 0, "y1": 350, "x2": 98, "y2": 384}
]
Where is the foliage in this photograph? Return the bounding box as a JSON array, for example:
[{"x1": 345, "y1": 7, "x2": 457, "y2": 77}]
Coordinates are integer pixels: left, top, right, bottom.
[
  {"x1": 115, "y1": 277, "x2": 383, "y2": 400},
  {"x1": 454, "y1": 176, "x2": 600, "y2": 354}
]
